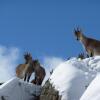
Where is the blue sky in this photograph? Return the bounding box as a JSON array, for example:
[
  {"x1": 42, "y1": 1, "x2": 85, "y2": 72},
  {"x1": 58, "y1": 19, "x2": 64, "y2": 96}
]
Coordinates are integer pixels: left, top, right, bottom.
[{"x1": 0, "y1": 0, "x2": 100, "y2": 61}]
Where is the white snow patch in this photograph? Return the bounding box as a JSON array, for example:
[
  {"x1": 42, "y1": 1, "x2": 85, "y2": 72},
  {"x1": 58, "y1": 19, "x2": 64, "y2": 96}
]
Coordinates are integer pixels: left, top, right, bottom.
[
  {"x1": 50, "y1": 57, "x2": 100, "y2": 100},
  {"x1": 80, "y1": 74, "x2": 100, "y2": 100}
]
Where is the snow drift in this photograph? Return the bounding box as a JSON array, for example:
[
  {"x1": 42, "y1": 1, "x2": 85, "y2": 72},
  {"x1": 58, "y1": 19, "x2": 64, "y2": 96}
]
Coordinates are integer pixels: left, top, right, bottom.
[{"x1": 50, "y1": 56, "x2": 100, "y2": 100}]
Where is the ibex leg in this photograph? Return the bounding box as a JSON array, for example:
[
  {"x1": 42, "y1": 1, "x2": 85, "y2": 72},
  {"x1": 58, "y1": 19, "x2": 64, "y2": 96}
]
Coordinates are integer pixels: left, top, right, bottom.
[
  {"x1": 27, "y1": 74, "x2": 31, "y2": 82},
  {"x1": 24, "y1": 73, "x2": 27, "y2": 81}
]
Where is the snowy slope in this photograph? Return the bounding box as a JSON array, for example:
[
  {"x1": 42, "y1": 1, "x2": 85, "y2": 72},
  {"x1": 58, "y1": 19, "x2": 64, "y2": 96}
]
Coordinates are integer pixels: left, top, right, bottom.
[
  {"x1": 1, "y1": 56, "x2": 100, "y2": 100},
  {"x1": 0, "y1": 77, "x2": 41, "y2": 100},
  {"x1": 80, "y1": 74, "x2": 100, "y2": 100},
  {"x1": 50, "y1": 57, "x2": 100, "y2": 100}
]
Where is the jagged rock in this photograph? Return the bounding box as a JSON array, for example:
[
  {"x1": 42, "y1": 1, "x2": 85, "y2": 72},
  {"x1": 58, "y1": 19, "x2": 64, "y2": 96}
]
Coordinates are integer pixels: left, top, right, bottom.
[
  {"x1": 40, "y1": 79, "x2": 61, "y2": 100},
  {"x1": 0, "y1": 78, "x2": 61, "y2": 100}
]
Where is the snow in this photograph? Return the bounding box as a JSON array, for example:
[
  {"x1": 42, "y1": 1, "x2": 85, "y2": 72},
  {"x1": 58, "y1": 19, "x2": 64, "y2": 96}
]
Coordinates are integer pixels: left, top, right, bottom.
[
  {"x1": 50, "y1": 56, "x2": 100, "y2": 100},
  {"x1": 0, "y1": 77, "x2": 41, "y2": 100},
  {"x1": 1, "y1": 56, "x2": 100, "y2": 100},
  {"x1": 80, "y1": 74, "x2": 100, "y2": 100}
]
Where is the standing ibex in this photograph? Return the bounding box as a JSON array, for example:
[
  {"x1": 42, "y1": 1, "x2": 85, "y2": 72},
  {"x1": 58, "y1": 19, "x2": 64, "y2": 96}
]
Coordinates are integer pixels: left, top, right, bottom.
[
  {"x1": 16, "y1": 52, "x2": 46, "y2": 84},
  {"x1": 74, "y1": 28, "x2": 100, "y2": 57},
  {"x1": 24, "y1": 53, "x2": 34, "y2": 82},
  {"x1": 16, "y1": 53, "x2": 33, "y2": 82},
  {"x1": 31, "y1": 60, "x2": 46, "y2": 85},
  {"x1": 24, "y1": 53, "x2": 46, "y2": 84}
]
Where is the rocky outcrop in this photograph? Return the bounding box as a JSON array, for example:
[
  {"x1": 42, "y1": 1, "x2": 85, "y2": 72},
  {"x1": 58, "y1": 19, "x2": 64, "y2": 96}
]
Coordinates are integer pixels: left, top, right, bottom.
[
  {"x1": 0, "y1": 78, "x2": 61, "y2": 100},
  {"x1": 40, "y1": 79, "x2": 61, "y2": 100},
  {"x1": 0, "y1": 78, "x2": 41, "y2": 100}
]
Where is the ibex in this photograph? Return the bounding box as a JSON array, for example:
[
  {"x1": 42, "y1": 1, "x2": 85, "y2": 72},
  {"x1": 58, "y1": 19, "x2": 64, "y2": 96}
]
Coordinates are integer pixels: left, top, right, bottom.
[
  {"x1": 16, "y1": 53, "x2": 33, "y2": 82},
  {"x1": 31, "y1": 60, "x2": 46, "y2": 85},
  {"x1": 74, "y1": 28, "x2": 100, "y2": 57},
  {"x1": 24, "y1": 53, "x2": 34, "y2": 82},
  {"x1": 16, "y1": 52, "x2": 46, "y2": 84},
  {"x1": 24, "y1": 53, "x2": 46, "y2": 84}
]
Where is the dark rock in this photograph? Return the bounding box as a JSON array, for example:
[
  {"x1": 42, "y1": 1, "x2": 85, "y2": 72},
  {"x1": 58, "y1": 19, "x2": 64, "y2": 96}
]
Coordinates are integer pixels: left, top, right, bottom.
[
  {"x1": 0, "y1": 83, "x2": 3, "y2": 85},
  {"x1": 40, "y1": 79, "x2": 61, "y2": 100}
]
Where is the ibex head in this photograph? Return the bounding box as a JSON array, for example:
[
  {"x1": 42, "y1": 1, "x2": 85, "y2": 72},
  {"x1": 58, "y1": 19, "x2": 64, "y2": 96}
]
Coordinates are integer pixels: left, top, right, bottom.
[
  {"x1": 24, "y1": 52, "x2": 32, "y2": 63},
  {"x1": 74, "y1": 28, "x2": 82, "y2": 41},
  {"x1": 33, "y1": 59, "x2": 40, "y2": 66}
]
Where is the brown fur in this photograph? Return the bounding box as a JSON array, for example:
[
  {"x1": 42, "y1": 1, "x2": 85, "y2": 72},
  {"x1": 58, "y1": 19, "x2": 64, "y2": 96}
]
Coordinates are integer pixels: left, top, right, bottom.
[
  {"x1": 24, "y1": 53, "x2": 46, "y2": 84},
  {"x1": 74, "y1": 28, "x2": 100, "y2": 57},
  {"x1": 16, "y1": 53, "x2": 33, "y2": 82},
  {"x1": 24, "y1": 53, "x2": 33, "y2": 82},
  {"x1": 31, "y1": 60, "x2": 46, "y2": 85},
  {"x1": 16, "y1": 53, "x2": 46, "y2": 84},
  {"x1": 16, "y1": 64, "x2": 30, "y2": 79}
]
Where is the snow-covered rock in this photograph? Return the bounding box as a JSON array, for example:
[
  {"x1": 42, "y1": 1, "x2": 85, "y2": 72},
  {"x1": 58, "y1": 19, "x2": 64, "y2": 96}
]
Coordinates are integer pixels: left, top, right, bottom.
[
  {"x1": 1, "y1": 56, "x2": 100, "y2": 100},
  {"x1": 0, "y1": 77, "x2": 41, "y2": 100},
  {"x1": 50, "y1": 57, "x2": 100, "y2": 100},
  {"x1": 80, "y1": 74, "x2": 100, "y2": 100}
]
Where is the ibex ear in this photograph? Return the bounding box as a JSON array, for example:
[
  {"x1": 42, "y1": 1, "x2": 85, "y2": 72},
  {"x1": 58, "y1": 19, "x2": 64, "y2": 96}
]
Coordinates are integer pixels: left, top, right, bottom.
[
  {"x1": 29, "y1": 53, "x2": 32, "y2": 59},
  {"x1": 24, "y1": 52, "x2": 32, "y2": 59},
  {"x1": 77, "y1": 27, "x2": 82, "y2": 32}
]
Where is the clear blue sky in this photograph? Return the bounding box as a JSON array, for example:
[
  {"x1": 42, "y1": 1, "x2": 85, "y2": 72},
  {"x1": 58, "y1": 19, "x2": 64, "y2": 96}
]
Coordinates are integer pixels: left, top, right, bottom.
[{"x1": 0, "y1": 0, "x2": 100, "y2": 60}]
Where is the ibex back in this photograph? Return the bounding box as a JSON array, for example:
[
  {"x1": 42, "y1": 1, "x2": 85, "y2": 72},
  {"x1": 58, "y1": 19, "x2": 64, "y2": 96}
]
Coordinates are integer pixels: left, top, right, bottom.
[{"x1": 16, "y1": 63, "x2": 30, "y2": 79}]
